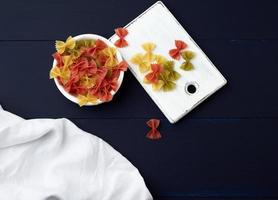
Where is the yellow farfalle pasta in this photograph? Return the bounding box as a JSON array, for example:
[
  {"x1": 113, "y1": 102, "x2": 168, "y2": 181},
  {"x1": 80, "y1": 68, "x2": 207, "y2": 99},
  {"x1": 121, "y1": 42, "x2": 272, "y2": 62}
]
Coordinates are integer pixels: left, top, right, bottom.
[
  {"x1": 152, "y1": 80, "x2": 164, "y2": 91},
  {"x1": 49, "y1": 66, "x2": 70, "y2": 83},
  {"x1": 80, "y1": 75, "x2": 96, "y2": 89},
  {"x1": 62, "y1": 55, "x2": 73, "y2": 67},
  {"x1": 77, "y1": 94, "x2": 98, "y2": 106},
  {"x1": 130, "y1": 53, "x2": 150, "y2": 73},
  {"x1": 155, "y1": 55, "x2": 167, "y2": 65},
  {"x1": 102, "y1": 47, "x2": 117, "y2": 67},
  {"x1": 142, "y1": 42, "x2": 156, "y2": 62},
  {"x1": 50, "y1": 55, "x2": 73, "y2": 83},
  {"x1": 55, "y1": 36, "x2": 76, "y2": 54}
]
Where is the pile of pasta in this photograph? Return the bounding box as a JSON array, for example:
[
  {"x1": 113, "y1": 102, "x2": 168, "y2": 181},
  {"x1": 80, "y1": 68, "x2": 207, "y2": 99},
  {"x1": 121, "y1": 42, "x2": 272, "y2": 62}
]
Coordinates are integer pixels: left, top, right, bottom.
[
  {"x1": 50, "y1": 36, "x2": 128, "y2": 106},
  {"x1": 131, "y1": 41, "x2": 195, "y2": 92}
]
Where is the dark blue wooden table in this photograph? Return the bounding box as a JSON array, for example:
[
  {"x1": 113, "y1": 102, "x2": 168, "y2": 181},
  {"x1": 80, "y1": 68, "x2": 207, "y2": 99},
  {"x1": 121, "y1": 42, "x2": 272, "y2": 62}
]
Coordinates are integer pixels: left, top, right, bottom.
[{"x1": 1, "y1": 0, "x2": 278, "y2": 199}]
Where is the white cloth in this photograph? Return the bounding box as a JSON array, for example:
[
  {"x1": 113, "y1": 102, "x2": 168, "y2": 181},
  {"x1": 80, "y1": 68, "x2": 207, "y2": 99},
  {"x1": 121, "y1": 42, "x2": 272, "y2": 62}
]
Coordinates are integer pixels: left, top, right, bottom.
[{"x1": 0, "y1": 106, "x2": 152, "y2": 200}]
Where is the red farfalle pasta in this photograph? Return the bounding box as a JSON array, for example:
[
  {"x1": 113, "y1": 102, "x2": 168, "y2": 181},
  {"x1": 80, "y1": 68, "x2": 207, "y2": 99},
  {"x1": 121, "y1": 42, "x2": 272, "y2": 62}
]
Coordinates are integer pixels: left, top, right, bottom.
[
  {"x1": 111, "y1": 60, "x2": 128, "y2": 79},
  {"x1": 114, "y1": 28, "x2": 129, "y2": 48},
  {"x1": 87, "y1": 59, "x2": 98, "y2": 75},
  {"x1": 146, "y1": 119, "x2": 162, "y2": 140},
  {"x1": 63, "y1": 75, "x2": 79, "y2": 93},
  {"x1": 84, "y1": 39, "x2": 108, "y2": 57},
  {"x1": 89, "y1": 66, "x2": 108, "y2": 97},
  {"x1": 145, "y1": 64, "x2": 164, "y2": 84},
  {"x1": 93, "y1": 77, "x2": 118, "y2": 102},
  {"x1": 70, "y1": 59, "x2": 88, "y2": 77},
  {"x1": 95, "y1": 39, "x2": 108, "y2": 51},
  {"x1": 168, "y1": 40, "x2": 188, "y2": 60},
  {"x1": 52, "y1": 52, "x2": 63, "y2": 67}
]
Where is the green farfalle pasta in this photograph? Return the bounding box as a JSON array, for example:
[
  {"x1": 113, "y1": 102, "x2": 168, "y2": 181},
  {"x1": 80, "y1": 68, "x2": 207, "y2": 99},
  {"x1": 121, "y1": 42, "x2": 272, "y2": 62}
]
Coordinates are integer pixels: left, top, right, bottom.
[
  {"x1": 159, "y1": 70, "x2": 176, "y2": 91},
  {"x1": 68, "y1": 49, "x2": 82, "y2": 60},
  {"x1": 67, "y1": 39, "x2": 96, "y2": 60},
  {"x1": 180, "y1": 50, "x2": 195, "y2": 71},
  {"x1": 75, "y1": 39, "x2": 96, "y2": 49},
  {"x1": 163, "y1": 61, "x2": 181, "y2": 81}
]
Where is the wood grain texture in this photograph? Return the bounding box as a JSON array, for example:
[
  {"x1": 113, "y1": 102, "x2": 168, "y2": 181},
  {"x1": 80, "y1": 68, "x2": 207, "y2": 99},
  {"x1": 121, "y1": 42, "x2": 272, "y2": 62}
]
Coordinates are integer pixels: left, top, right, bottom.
[
  {"x1": 0, "y1": 0, "x2": 278, "y2": 40},
  {"x1": 72, "y1": 118, "x2": 278, "y2": 198},
  {"x1": 0, "y1": 0, "x2": 278, "y2": 199},
  {"x1": 0, "y1": 40, "x2": 277, "y2": 119}
]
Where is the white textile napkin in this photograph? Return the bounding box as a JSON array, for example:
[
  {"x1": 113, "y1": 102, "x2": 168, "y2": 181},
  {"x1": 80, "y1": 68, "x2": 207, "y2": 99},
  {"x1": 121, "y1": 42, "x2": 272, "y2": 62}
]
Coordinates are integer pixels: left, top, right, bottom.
[{"x1": 0, "y1": 106, "x2": 152, "y2": 200}]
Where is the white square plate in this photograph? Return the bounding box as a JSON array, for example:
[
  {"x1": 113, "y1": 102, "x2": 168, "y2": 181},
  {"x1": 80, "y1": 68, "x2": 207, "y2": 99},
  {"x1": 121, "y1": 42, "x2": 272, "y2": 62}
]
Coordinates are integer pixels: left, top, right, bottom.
[{"x1": 110, "y1": 1, "x2": 227, "y2": 123}]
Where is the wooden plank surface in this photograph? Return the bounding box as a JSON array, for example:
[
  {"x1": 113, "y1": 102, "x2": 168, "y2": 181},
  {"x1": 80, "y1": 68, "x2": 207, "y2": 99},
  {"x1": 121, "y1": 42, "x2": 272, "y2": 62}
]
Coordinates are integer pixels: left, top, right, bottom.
[
  {"x1": 73, "y1": 118, "x2": 278, "y2": 199},
  {"x1": 0, "y1": 0, "x2": 278, "y2": 199},
  {"x1": 0, "y1": 40, "x2": 277, "y2": 119},
  {"x1": 0, "y1": 0, "x2": 278, "y2": 40}
]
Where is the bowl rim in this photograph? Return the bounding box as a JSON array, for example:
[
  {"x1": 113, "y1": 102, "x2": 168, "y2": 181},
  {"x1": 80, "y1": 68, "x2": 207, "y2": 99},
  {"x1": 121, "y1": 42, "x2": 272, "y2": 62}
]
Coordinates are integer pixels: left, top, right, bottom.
[{"x1": 52, "y1": 34, "x2": 124, "y2": 106}]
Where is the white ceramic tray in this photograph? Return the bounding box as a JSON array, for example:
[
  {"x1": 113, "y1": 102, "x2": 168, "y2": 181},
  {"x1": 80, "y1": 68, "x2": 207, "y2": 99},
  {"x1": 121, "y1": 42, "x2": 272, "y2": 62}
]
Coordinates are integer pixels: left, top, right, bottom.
[{"x1": 110, "y1": 1, "x2": 227, "y2": 123}]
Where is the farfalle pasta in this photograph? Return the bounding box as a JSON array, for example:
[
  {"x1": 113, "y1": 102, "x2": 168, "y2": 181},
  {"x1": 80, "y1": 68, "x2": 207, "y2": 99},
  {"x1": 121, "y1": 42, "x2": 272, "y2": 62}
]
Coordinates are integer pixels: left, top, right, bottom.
[
  {"x1": 50, "y1": 36, "x2": 128, "y2": 106},
  {"x1": 114, "y1": 28, "x2": 129, "y2": 48},
  {"x1": 131, "y1": 42, "x2": 181, "y2": 92},
  {"x1": 142, "y1": 42, "x2": 156, "y2": 62},
  {"x1": 180, "y1": 50, "x2": 195, "y2": 71},
  {"x1": 55, "y1": 36, "x2": 76, "y2": 54},
  {"x1": 144, "y1": 61, "x2": 180, "y2": 92},
  {"x1": 168, "y1": 40, "x2": 187, "y2": 60},
  {"x1": 130, "y1": 53, "x2": 150, "y2": 73},
  {"x1": 146, "y1": 119, "x2": 162, "y2": 140},
  {"x1": 102, "y1": 47, "x2": 118, "y2": 68}
]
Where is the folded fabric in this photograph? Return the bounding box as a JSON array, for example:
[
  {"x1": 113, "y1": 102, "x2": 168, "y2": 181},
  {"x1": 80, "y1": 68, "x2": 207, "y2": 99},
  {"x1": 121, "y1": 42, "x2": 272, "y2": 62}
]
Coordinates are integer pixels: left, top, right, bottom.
[{"x1": 0, "y1": 106, "x2": 152, "y2": 200}]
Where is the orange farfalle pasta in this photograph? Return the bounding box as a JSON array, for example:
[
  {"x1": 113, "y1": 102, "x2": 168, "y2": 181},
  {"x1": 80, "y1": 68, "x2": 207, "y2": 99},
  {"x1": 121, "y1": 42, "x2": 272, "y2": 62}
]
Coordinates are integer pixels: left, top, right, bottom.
[
  {"x1": 146, "y1": 119, "x2": 162, "y2": 140},
  {"x1": 169, "y1": 40, "x2": 188, "y2": 60},
  {"x1": 114, "y1": 28, "x2": 128, "y2": 48}
]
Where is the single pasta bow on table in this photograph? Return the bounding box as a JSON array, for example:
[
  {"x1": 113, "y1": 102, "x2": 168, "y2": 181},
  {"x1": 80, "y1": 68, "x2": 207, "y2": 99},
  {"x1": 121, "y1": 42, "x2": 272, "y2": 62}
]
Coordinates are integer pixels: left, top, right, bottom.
[{"x1": 146, "y1": 119, "x2": 162, "y2": 140}]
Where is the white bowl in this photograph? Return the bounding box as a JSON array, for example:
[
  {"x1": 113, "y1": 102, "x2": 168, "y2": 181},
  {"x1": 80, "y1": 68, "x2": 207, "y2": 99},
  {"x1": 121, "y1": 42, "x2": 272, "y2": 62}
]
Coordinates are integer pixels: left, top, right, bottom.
[{"x1": 52, "y1": 34, "x2": 124, "y2": 106}]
